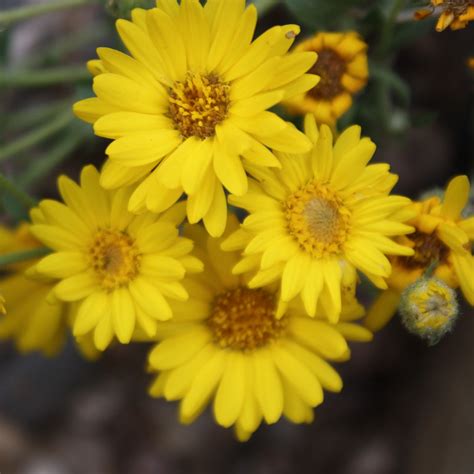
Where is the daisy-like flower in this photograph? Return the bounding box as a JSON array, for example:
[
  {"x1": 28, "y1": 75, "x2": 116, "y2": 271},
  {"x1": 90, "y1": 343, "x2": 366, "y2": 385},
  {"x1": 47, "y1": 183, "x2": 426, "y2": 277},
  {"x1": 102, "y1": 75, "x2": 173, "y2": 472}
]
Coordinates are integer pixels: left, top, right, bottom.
[
  {"x1": 148, "y1": 216, "x2": 372, "y2": 441},
  {"x1": 415, "y1": 1, "x2": 474, "y2": 31},
  {"x1": 0, "y1": 224, "x2": 96, "y2": 358},
  {"x1": 284, "y1": 32, "x2": 368, "y2": 126},
  {"x1": 222, "y1": 115, "x2": 415, "y2": 322},
  {"x1": 74, "y1": 0, "x2": 318, "y2": 237},
  {"x1": 365, "y1": 176, "x2": 474, "y2": 332},
  {"x1": 29, "y1": 165, "x2": 202, "y2": 350}
]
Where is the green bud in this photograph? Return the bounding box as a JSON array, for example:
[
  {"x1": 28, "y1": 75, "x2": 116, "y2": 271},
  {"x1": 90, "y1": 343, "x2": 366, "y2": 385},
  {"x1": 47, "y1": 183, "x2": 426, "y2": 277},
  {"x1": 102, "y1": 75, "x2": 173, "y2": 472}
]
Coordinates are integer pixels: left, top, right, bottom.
[
  {"x1": 105, "y1": 0, "x2": 155, "y2": 19},
  {"x1": 399, "y1": 276, "x2": 459, "y2": 346}
]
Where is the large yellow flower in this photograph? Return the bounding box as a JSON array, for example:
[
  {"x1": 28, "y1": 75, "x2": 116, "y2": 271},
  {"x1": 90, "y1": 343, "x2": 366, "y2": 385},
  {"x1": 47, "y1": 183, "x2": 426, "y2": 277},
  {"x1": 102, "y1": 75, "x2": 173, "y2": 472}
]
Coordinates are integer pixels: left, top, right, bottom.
[
  {"x1": 223, "y1": 115, "x2": 414, "y2": 322},
  {"x1": 0, "y1": 224, "x2": 96, "y2": 358},
  {"x1": 365, "y1": 176, "x2": 474, "y2": 332},
  {"x1": 284, "y1": 31, "x2": 368, "y2": 125},
  {"x1": 148, "y1": 216, "x2": 372, "y2": 441},
  {"x1": 74, "y1": 0, "x2": 318, "y2": 237},
  {"x1": 29, "y1": 165, "x2": 202, "y2": 350}
]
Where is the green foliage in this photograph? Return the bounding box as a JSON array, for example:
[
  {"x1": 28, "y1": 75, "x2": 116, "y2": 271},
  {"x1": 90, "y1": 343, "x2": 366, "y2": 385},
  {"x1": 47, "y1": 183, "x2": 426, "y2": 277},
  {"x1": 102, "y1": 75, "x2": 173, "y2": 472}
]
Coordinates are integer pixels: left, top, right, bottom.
[{"x1": 105, "y1": 0, "x2": 155, "y2": 18}]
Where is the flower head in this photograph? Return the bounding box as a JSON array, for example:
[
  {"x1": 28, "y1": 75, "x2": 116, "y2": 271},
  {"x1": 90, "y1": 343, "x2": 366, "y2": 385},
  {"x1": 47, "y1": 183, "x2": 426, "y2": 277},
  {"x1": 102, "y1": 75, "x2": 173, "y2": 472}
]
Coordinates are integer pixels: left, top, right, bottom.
[
  {"x1": 365, "y1": 176, "x2": 474, "y2": 332},
  {"x1": 284, "y1": 32, "x2": 368, "y2": 125},
  {"x1": 415, "y1": 1, "x2": 474, "y2": 32},
  {"x1": 29, "y1": 165, "x2": 202, "y2": 350},
  {"x1": 0, "y1": 224, "x2": 96, "y2": 357},
  {"x1": 74, "y1": 0, "x2": 318, "y2": 237},
  {"x1": 223, "y1": 115, "x2": 414, "y2": 322},
  {"x1": 148, "y1": 216, "x2": 372, "y2": 441},
  {"x1": 399, "y1": 276, "x2": 459, "y2": 345}
]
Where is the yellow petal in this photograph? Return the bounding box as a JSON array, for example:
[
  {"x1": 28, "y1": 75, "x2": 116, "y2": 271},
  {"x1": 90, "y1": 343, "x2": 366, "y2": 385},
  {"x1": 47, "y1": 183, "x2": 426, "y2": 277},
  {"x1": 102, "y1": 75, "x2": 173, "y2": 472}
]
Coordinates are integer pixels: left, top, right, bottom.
[{"x1": 441, "y1": 175, "x2": 470, "y2": 220}]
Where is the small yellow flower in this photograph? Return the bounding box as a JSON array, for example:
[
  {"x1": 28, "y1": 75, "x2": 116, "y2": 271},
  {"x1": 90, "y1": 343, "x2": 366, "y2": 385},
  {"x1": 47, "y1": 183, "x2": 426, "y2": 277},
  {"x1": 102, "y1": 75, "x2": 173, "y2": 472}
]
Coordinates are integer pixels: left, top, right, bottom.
[
  {"x1": 74, "y1": 0, "x2": 318, "y2": 237},
  {"x1": 223, "y1": 115, "x2": 414, "y2": 322},
  {"x1": 284, "y1": 32, "x2": 368, "y2": 125},
  {"x1": 399, "y1": 277, "x2": 458, "y2": 345},
  {"x1": 29, "y1": 165, "x2": 202, "y2": 350},
  {"x1": 365, "y1": 176, "x2": 474, "y2": 332},
  {"x1": 148, "y1": 216, "x2": 372, "y2": 441},
  {"x1": 0, "y1": 224, "x2": 95, "y2": 357},
  {"x1": 415, "y1": 1, "x2": 474, "y2": 32}
]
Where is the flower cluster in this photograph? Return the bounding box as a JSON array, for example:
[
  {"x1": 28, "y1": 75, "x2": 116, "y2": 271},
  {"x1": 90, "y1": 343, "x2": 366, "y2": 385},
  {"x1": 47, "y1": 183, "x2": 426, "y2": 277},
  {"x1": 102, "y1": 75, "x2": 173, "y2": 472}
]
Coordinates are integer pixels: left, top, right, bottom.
[{"x1": 1, "y1": 0, "x2": 473, "y2": 441}]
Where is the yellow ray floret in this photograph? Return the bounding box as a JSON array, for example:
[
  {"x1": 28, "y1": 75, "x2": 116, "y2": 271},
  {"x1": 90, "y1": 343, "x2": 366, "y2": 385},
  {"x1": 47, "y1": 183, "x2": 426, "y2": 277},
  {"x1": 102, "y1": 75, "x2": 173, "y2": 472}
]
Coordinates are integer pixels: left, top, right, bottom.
[
  {"x1": 222, "y1": 114, "x2": 415, "y2": 323},
  {"x1": 284, "y1": 31, "x2": 368, "y2": 125},
  {"x1": 365, "y1": 175, "x2": 474, "y2": 332},
  {"x1": 73, "y1": 0, "x2": 319, "y2": 237},
  {"x1": 147, "y1": 215, "x2": 372, "y2": 441},
  {"x1": 0, "y1": 224, "x2": 96, "y2": 357},
  {"x1": 29, "y1": 165, "x2": 202, "y2": 351}
]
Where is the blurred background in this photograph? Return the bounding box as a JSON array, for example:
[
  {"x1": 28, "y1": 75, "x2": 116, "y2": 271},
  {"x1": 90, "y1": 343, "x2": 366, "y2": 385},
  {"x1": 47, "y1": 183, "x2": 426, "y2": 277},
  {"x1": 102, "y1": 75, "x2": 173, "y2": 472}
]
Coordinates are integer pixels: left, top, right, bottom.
[{"x1": 0, "y1": 0, "x2": 473, "y2": 473}]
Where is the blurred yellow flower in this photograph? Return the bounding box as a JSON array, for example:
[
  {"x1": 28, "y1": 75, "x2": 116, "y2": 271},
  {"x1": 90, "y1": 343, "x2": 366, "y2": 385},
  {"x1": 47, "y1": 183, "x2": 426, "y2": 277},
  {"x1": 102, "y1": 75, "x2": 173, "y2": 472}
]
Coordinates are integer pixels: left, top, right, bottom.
[
  {"x1": 284, "y1": 31, "x2": 368, "y2": 126},
  {"x1": 74, "y1": 0, "x2": 318, "y2": 236},
  {"x1": 365, "y1": 176, "x2": 474, "y2": 332},
  {"x1": 0, "y1": 224, "x2": 96, "y2": 358},
  {"x1": 415, "y1": 1, "x2": 474, "y2": 32},
  {"x1": 29, "y1": 165, "x2": 201, "y2": 350},
  {"x1": 222, "y1": 115, "x2": 414, "y2": 322},
  {"x1": 148, "y1": 216, "x2": 372, "y2": 441}
]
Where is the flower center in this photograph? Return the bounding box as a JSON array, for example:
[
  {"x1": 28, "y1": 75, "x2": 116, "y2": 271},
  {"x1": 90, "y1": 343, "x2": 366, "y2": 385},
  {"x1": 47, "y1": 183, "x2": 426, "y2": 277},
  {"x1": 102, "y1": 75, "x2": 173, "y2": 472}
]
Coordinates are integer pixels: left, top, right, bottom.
[
  {"x1": 285, "y1": 181, "x2": 351, "y2": 258},
  {"x1": 308, "y1": 48, "x2": 346, "y2": 100},
  {"x1": 89, "y1": 229, "x2": 140, "y2": 290},
  {"x1": 168, "y1": 73, "x2": 230, "y2": 139},
  {"x1": 208, "y1": 287, "x2": 286, "y2": 351},
  {"x1": 401, "y1": 231, "x2": 450, "y2": 269},
  {"x1": 442, "y1": 0, "x2": 472, "y2": 15}
]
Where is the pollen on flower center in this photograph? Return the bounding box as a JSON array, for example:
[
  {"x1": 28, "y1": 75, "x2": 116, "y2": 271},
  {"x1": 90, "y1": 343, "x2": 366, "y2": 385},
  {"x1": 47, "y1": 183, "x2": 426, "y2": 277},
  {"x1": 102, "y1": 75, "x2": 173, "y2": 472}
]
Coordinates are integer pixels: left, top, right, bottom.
[
  {"x1": 168, "y1": 73, "x2": 230, "y2": 139},
  {"x1": 89, "y1": 229, "x2": 140, "y2": 290},
  {"x1": 402, "y1": 231, "x2": 449, "y2": 268},
  {"x1": 309, "y1": 48, "x2": 346, "y2": 100},
  {"x1": 285, "y1": 181, "x2": 351, "y2": 258},
  {"x1": 208, "y1": 287, "x2": 286, "y2": 351}
]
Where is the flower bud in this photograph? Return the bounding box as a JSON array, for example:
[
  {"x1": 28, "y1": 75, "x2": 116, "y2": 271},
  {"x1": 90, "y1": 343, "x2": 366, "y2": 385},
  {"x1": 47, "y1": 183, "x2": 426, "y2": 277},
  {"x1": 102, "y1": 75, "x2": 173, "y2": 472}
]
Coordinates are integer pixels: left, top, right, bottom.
[
  {"x1": 105, "y1": 0, "x2": 155, "y2": 19},
  {"x1": 399, "y1": 277, "x2": 458, "y2": 345}
]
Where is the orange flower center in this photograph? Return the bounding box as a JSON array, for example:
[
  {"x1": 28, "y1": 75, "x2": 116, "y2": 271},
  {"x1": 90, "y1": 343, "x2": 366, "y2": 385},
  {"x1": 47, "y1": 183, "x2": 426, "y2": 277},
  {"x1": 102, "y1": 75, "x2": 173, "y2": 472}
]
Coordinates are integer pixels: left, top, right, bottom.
[
  {"x1": 285, "y1": 181, "x2": 351, "y2": 258},
  {"x1": 208, "y1": 287, "x2": 286, "y2": 351},
  {"x1": 168, "y1": 73, "x2": 230, "y2": 139},
  {"x1": 309, "y1": 48, "x2": 347, "y2": 100},
  {"x1": 89, "y1": 229, "x2": 140, "y2": 290},
  {"x1": 400, "y1": 231, "x2": 449, "y2": 269}
]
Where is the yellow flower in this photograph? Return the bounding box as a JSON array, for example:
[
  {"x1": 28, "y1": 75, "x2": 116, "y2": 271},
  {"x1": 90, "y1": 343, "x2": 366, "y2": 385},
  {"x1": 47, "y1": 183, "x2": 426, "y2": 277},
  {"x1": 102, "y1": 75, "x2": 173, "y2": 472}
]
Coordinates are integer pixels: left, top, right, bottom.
[
  {"x1": 74, "y1": 0, "x2": 318, "y2": 237},
  {"x1": 148, "y1": 216, "x2": 372, "y2": 441},
  {"x1": 0, "y1": 224, "x2": 96, "y2": 357},
  {"x1": 365, "y1": 176, "x2": 474, "y2": 332},
  {"x1": 415, "y1": 1, "x2": 474, "y2": 32},
  {"x1": 29, "y1": 165, "x2": 202, "y2": 350},
  {"x1": 399, "y1": 277, "x2": 458, "y2": 345},
  {"x1": 284, "y1": 32, "x2": 368, "y2": 126},
  {"x1": 223, "y1": 115, "x2": 414, "y2": 322}
]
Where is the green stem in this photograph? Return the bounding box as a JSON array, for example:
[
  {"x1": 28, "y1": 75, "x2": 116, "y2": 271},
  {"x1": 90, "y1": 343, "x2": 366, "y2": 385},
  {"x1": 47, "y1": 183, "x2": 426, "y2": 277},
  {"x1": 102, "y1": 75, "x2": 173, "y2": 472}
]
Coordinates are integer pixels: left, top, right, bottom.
[
  {"x1": 0, "y1": 66, "x2": 89, "y2": 87},
  {"x1": 0, "y1": 173, "x2": 37, "y2": 209},
  {"x1": 0, "y1": 248, "x2": 50, "y2": 267},
  {"x1": 3, "y1": 100, "x2": 70, "y2": 133},
  {"x1": 0, "y1": 0, "x2": 99, "y2": 27},
  {"x1": 377, "y1": 0, "x2": 406, "y2": 58},
  {"x1": 0, "y1": 109, "x2": 73, "y2": 162},
  {"x1": 19, "y1": 128, "x2": 85, "y2": 188}
]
